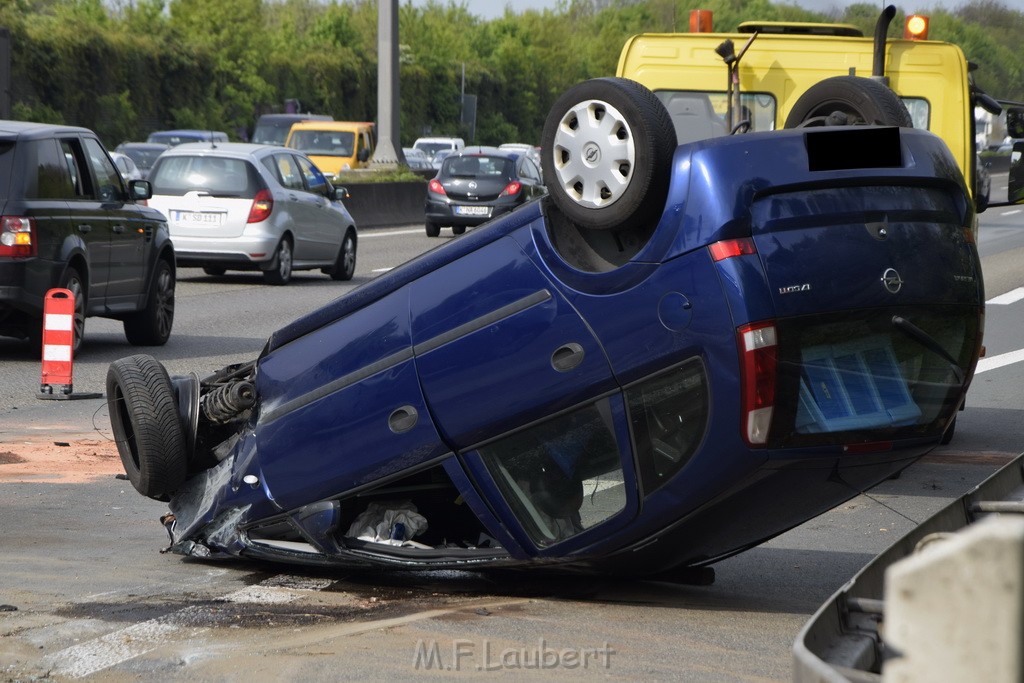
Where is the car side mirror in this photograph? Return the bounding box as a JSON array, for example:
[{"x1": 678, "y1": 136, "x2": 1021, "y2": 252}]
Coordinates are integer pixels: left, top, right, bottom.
[
  {"x1": 332, "y1": 185, "x2": 349, "y2": 201},
  {"x1": 1006, "y1": 106, "x2": 1024, "y2": 139},
  {"x1": 129, "y1": 179, "x2": 153, "y2": 201},
  {"x1": 1009, "y1": 142, "x2": 1024, "y2": 204},
  {"x1": 357, "y1": 148, "x2": 370, "y2": 162}
]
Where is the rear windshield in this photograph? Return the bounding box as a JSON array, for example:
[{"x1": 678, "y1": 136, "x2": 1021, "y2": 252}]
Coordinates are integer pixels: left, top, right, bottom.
[
  {"x1": 288, "y1": 130, "x2": 355, "y2": 157},
  {"x1": 0, "y1": 141, "x2": 15, "y2": 199},
  {"x1": 119, "y1": 146, "x2": 165, "y2": 170},
  {"x1": 441, "y1": 155, "x2": 513, "y2": 179},
  {"x1": 148, "y1": 155, "x2": 263, "y2": 198},
  {"x1": 770, "y1": 306, "x2": 979, "y2": 448}
]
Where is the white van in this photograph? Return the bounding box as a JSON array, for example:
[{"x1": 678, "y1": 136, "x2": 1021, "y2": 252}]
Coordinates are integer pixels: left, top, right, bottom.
[{"x1": 413, "y1": 136, "x2": 465, "y2": 168}]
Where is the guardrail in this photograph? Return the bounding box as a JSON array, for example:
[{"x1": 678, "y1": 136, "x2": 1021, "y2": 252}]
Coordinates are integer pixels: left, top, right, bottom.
[
  {"x1": 341, "y1": 180, "x2": 428, "y2": 229},
  {"x1": 793, "y1": 452, "x2": 1024, "y2": 681}
]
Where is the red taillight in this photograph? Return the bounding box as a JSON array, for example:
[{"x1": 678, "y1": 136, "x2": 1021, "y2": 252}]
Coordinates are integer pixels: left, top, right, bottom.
[
  {"x1": 428, "y1": 179, "x2": 447, "y2": 197},
  {"x1": 709, "y1": 238, "x2": 756, "y2": 262},
  {"x1": 738, "y1": 321, "x2": 777, "y2": 447},
  {"x1": 247, "y1": 189, "x2": 273, "y2": 224},
  {"x1": 500, "y1": 181, "x2": 522, "y2": 197},
  {"x1": 0, "y1": 216, "x2": 36, "y2": 258}
]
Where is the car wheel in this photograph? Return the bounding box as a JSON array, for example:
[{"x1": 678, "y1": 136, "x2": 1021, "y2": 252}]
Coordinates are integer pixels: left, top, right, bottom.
[
  {"x1": 425, "y1": 221, "x2": 441, "y2": 237},
  {"x1": 329, "y1": 230, "x2": 357, "y2": 281},
  {"x1": 106, "y1": 354, "x2": 188, "y2": 500},
  {"x1": 541, "y1": 77, "x2": 677, "y2": 232},
  {"x1": 123, "y1": 259, "x2": 175, "y2": 346},
  {"x1": 783, "y1": 76, "x2": 913, "y2": 128},
  {"x1": 264, "y1": 237, "x2": 293, "y2": 285},
  {"x1": 203, "y1": 266, "x2": 226, "y2": 277},
  {"x1": 452, "y1": 225, "x2": 466, "y2": 236},
  {"x1": 47, "y1": 266, "x2": 87, "y2": 354}
]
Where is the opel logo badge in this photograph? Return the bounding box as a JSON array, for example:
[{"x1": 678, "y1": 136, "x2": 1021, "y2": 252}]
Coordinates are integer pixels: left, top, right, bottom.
[
  {"x1": 468, "y1": 181, "x2": 477, "y2": 189},
  {"x1": 881, "y1": 268, "x2": 904, "y2": 294},
  {"x1": 583, "y1": 142, "x2": 601, "y2": 164}
]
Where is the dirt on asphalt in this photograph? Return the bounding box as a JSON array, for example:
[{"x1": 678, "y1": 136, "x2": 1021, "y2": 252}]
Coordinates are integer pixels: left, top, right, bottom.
[{"x1": 0, "y1": 436, "x2": 122, "y2": 484}]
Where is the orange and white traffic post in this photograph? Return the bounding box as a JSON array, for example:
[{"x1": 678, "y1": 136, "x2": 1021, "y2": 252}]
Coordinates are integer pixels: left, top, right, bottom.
[{"x1": 38, "y1": 288, "x2": 100, "y2": 400}]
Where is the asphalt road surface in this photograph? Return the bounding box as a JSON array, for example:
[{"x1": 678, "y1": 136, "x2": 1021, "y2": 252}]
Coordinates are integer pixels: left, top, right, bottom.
[{"x1": 2, "y1": 182, "x2": 1023, "y2": 680}]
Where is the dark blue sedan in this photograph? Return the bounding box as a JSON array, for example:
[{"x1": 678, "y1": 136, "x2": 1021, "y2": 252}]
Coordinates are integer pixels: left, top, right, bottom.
[{"x1": 108, "y1": 78, "x2": 982, "y2": 578}]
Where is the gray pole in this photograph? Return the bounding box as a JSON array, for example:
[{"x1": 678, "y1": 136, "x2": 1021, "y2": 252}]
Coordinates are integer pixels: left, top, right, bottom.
[{"x1": 371, "y1": 0, "x2": 405, "y2": 167}]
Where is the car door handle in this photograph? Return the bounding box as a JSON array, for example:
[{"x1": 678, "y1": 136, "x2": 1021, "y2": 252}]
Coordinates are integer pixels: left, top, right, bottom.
[
  {"x1": 551, "y1": 343, "x2": 585, "y2": 372},
  {"x1": 112, "y1": 224, "x2": 126, "y2": 234},
  {"x1": 76, "y1": 224, "x2": 92, "y2": 233}
]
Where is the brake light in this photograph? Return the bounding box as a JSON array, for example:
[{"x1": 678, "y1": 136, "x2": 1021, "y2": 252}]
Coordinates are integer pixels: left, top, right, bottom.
[
  {"x1": 0, "y1": 216, "x2": 36, "y2": 258},
  {"x1": 500, "y1": 181, "x2": 522, "y2": 197},
  {"x1": 904, "y1": 14, "x2": 929, "y2": 40},
  {"x1": 738, "y1": 321, "x2": 777, "y2": 447},
  {"x1": 428, "y1": 179, "x2": 447, "y2": 197},
  {"x1": 709, "y1": 237, "x2": 756, "y2": 262},
  {"x1": 690, "y1": 9, "x2": 713, "y2": 32},
  {"x1": 247, "y1": 189, "x2": 273, "y2": 224}
]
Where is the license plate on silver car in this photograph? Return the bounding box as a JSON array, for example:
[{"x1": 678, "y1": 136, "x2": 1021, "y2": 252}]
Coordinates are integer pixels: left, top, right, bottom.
[
  {"x1": 454, "y1": 205, "x2": 490, "y2": 217},
  {"x1": 171, "y1": 210, "x2": 226, "y2": 226}
]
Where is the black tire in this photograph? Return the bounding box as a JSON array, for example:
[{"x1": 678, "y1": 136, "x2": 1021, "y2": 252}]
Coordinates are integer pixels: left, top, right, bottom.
[
  {"x1": 203, "y1": 266, "x2": 226, "y2": 277},
  {"x1": 264, "y1": 237, "x2": 293, "y2": 285},
  {"x1": 541, "y1": 77, "x2": 677, "y2": 231},
  {"x1": 59, "y1": 266, "x2": 87, "y2": 354},
  {"x1": 425, "y1": 221, "x2": 440, "y2": 237},
  {"x1": 452, "y1": 225, "x2": 466, "y2": 236},
  {"x1": 106, "y1": 354, "x2": 188, "y2": 499},
  {"x1": 784, "y1": 76, "x2": 913, "y2": 129},
  {"x1": 329, "y1": 230, "x2": 357, "y2": 281},
  {"x1": 124, "y1": 259, "x2": 174, "y2": 346}
]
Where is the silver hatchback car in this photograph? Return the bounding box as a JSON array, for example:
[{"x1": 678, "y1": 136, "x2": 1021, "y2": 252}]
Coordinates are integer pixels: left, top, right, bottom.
[{"x1": 147, "y1": 143, "x2": 357, "y2": 285}]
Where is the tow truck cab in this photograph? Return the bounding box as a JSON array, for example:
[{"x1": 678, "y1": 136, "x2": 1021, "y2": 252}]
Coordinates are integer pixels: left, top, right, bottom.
[{"x1": 616, "y1": 6, "x2": 997, "y2": 210}]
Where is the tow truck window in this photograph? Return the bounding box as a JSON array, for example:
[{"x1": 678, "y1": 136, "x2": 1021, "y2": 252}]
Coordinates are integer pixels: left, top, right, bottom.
[{"x1": 655, "y1": 91, "x2": 776, "y2": 144}]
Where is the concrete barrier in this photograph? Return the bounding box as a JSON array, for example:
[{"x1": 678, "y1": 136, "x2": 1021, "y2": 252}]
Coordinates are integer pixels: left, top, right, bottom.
[{"x1": 340, "y1": 180, "x2": 428, "y2": 229}]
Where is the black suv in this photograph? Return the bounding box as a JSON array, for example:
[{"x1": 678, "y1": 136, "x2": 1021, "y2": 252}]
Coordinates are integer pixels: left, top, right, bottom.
[{"x1": 0, "y1": 121, "x2": 175, "y2": 350}]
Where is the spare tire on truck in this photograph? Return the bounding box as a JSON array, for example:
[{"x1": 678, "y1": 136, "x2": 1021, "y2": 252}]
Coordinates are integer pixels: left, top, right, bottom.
[
  {"x1": 784, "y1": 76, "x2": 913, "y2": 128},
  {"x1": 541, "y1": 77, "x2": 677, "y2": 232}
]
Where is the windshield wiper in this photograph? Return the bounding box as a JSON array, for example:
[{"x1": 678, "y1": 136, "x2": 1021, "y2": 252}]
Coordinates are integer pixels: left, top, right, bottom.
[{"x1": 891, "y1": 315, "x2": 964, "y2": 384}]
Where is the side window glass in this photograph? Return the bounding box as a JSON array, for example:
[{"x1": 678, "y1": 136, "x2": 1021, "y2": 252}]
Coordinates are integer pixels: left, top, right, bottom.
[
  {"x1": 275, "y1": 154, "x2": 303, "y2": 190},
  {"x1": 626, "y1": 360, "x2": 709, "y2": 495},
  {"x1": 60, "y1": 140, "x2": 89, "y2": 198},
  {"x1": 83, "y1": 137, "x2": 123, "y2": 202},
  {"x1": 33, "y1": 139, "x2": 75, "y2": 199},
  {"x1": 296, "y1": 155, "x2": 328, "y2": 196},
  {"x1": 520, "y1": 158, "x2": 539, "y2": 183},
  {"x1": 478, "y1": 399, "x2": 626, "y2": 547}
]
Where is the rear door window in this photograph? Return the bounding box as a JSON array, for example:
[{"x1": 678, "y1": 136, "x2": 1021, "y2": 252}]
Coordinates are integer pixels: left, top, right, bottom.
[{"x1": 30, "y1": 139, "x2": 75, "y2": 200}]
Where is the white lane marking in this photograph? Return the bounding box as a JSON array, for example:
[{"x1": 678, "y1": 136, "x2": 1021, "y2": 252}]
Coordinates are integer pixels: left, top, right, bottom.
[
  {"x1": 43, "y1": 575, "x2": 334, "y2": 678},
  {"x1": 976, "y1": 348, "x2": 1024, "y2": 375},
  {"x1": 987, "y1": 287, "x2": 1024, "y2": 305},
  {"x1": 999, "y1": 208, "x2": 1023, "y2": 216},
  {"x1": 361, "y1": 227, "x2": 422, "y2": 237}
]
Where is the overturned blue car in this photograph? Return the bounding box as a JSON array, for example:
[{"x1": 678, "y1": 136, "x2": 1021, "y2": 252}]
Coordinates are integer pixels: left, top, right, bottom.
[{"x1": 108, "y1": 78, "x2": 983, "y2": 578}]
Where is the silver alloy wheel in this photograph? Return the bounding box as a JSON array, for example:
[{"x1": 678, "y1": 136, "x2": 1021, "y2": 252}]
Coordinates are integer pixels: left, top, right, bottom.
[
  {"x1": 551, "y1": 98, "x2": 636, "y2": 209},
  {"x1": 64, "y1": 270, "x2": 86, "y2": 352},
  {"x1": 278, "y1": 240, "x2": 293, "y2": 280},
  {"x1": 342, "y1": 234, "x2": 355, "y2": 275},
  {"x1": 153, "y1": 265, "x2": 174, "y2": 340}
]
